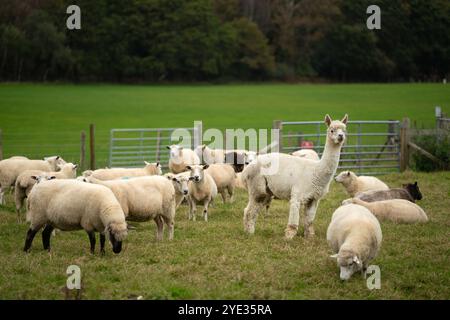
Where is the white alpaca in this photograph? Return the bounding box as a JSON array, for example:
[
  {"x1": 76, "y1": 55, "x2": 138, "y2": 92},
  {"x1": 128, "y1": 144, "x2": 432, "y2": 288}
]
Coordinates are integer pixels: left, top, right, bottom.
[{"x1": 242, "y1": 114, "x2": 348, "y2": 239}]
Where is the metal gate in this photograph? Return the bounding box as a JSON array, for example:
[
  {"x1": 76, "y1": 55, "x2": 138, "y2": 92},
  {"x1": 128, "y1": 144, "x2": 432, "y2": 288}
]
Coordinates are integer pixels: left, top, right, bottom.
[
  {"x1": 109, "y1": 122, "x2": 202, "y2": 169},
  {"x1": 278, "y1": 120, "x2": 401, "y2": 175}
]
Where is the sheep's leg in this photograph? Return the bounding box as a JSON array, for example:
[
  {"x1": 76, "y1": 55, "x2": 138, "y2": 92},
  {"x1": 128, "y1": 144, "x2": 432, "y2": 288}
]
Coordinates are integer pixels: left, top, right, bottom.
[
  {"x1": 227, "y1": 185, "x2": 234, "y2": 203},
  {"x1": 99, "y1": 233, "x2": 106, "y2": 255},
  {"x1": 263, "y1": 196, "x2": 272, "y2": 217},
  {"x1": 161, "y1": 215, "x2": 174, "y2": 240},
  {"x1": 190, "y1": 200, "x2": 197, "y2": 222},
  {"x1": 203, "y1": 200, "x2": 210, "y2": 222},
  {"x1": 220, "y1": 189, "x2": 227, "y2": 204},
  {"x1": 42, "y1": 225, "x2": 54, "y2": 251},
  {"x1": 285, "y1": 197, "x2": 301, "y2": 240},
  {"x1": 243, "y1": 199, "x2": 263, "y2": 234},
  {"x1": 86, "y1": 231, "x2": 96, "y2": 254},
  {"x1": 304, "y1": 199, "x2": 319, "y2": 238},
  {"x1": 154, "y1": 216, "x2": 164, "y2": 241},
  {"x1": 0, "y1": 186, "x2": 4, "y2": 205},
  {"x1": 23, "y1": 228, "x2": 40, "y2": 252}
]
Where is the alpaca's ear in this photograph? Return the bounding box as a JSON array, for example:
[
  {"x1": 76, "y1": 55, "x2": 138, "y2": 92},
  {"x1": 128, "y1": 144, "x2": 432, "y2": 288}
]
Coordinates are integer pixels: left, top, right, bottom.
[
  {"x1": 341, "y1": 114, "x2": 349, "y2": 124},
  {"x1": 324, "y1": 114, "x2": 332, "y2": 127}
]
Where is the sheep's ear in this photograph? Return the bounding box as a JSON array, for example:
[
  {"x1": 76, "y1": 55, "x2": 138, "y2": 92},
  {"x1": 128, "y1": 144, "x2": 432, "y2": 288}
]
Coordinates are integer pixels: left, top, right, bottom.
[
  {"x1": 347, "y1": 171, "x2": 350, "y2": 176},
  {"x1": 166, "y1": 146, "x2": 171, "y2": 150},
  {"x1": 144, "y1": 161, "x2": 150, "y2": 165},
  {"x1": 329, "y1": 254, "x2": 338, "y2": 259},
  {"x1": 353, "y1": 256, "x2": 362, "y2": 266},
  {"x1": 156, "y1": 162, "x2": 160, "y2": 167},
  {"x1": 31, "y1": 176, "x2": 38, "y2": 181},
  {"x1": 324, "y1": 114, "x2": 332, "y2": 127},
  {"x1": 73, "y1": 164, "x2": 78, "y2": 169},
  {"x1": 341, "y1": 114, "x2": 348, "y2": 124},
  {"x1": 202, "y1": 164, "x2": 209, "y2": 170},
  {"x1": 49, "y1": 176, "x2": 56, "y2": 180},
  {"x1": 56, "y1": 156, "x2": 60, "y2": 160},
  {"x1": 414, "y1": 181, "x2": 418, "y2": 186},
  {"x1": 201, "y1": 144, "x2": 206, "y2": 150}
]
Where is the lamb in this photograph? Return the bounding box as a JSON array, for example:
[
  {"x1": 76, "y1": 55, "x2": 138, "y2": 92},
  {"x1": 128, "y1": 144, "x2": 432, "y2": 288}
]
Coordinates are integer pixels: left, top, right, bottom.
[
  {"x1": 87, "y1": 162, "x2": 162, "y2": 180},
  {"x1": 335, "y1": 171, "x2": 389, "y2": 197},
  {"x1": 327, "y1": 204, "x2": 382, "y2": 280},
  {"x1": 186, "y1": 165, "x2": 217, "y2": 221},
  {"x1": 0, "y1": 156, "x2": 66, "y2": 205},
  {"x1": 242, "y1": 114, "x2": 348, "y2": 239},
  {"x1": 24, "y1": 178, "x2": 128, "y2": 254},
  {"x1": 205, "y1": 164, "x2": 236, "y2": 203},
  {"x1": 348, "y1": 198, "x2": 428, "y2": 224},
  {"x1": 291, "y1": 149, "x2": 320, "y2": 161},
  {"x1": 14, "y1": 163, "x2": 78, "y2": 216},
  {"x1": 87, "y1": 175, "x2": 176, "y2": 240},
  {"x1": 351, "y1": 182, "x2": 423, "y2": 203},
  {"x1": 166, "y1": 172, "x2": 191, "y2": 208},
  {"x1": 195, "y1": 145, "x2": 226, "y2": 164},
  {"x1": 168, "y1": 145, "x2": 200, "y2": 174}
]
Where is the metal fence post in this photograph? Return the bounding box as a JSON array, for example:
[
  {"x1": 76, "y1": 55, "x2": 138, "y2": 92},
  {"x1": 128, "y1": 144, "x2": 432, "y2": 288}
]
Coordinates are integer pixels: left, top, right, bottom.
[
  {"x1": 273, "y1": 120, "x2": 283, "y2": 152},
  {"x1": 400, "y1": 118, "x2": 410, "y2": 172},
  {"x1": 155, "y1": 130, "x2": 161, "y2": 162}
]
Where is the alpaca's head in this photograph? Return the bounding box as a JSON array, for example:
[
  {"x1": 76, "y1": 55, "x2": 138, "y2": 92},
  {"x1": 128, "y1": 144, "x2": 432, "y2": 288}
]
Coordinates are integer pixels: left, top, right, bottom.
[{"x1": 324, "y1": 114, "x2": 348, "y2": 145}]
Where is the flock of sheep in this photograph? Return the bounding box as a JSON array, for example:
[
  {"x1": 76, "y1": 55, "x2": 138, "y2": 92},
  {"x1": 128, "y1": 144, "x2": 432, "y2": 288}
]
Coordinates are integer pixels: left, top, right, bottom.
[{"x1": 0, "y1": 114, "x2": 429, "y2": 281}]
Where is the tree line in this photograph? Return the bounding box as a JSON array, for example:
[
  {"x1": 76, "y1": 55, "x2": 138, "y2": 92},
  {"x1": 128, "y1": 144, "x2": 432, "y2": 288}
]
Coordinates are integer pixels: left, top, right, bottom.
[{"x1": 0, "y1": 0, "x2": 449, "y2": 82}]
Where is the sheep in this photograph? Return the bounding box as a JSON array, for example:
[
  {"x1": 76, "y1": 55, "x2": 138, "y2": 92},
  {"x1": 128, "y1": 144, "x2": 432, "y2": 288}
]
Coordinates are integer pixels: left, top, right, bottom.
[
  {"x1": 349, "y1": 198, "x2": 428, "y2": 224},
  {"x1": 87, "y1": 175, "x2": 176, "y2": 240},
  {"x1": 186, "y1": 165, "x2": 217, "y2": 221},
  {"x1": 0, "y1": 156, "x2": 66, "y2": 205},
  {"x1": 351, "y1": 182, "x2": 423, "y2": 203},
  {"x1": 87, "y1": 162, "x2": 162, "y2": 180},
  {"x1": 327, "y1": 204, "x2": 382, "y2": 280},
  {"x1": 224, "y1": 151, "x2": 246, "y2": 173},
  {"x1": 14, "y1": 163, "x2": 78, "y2": 216},
  {"x1": 335, "y1": 171, "x2": 389, "y2": 197},
  {"x1": 168, "y1": 145, "x2": 200, "y2": 174},
  {"x1": 291, "y1": 149, "x2": 320, "y2": 161},
  {"x1": 204, "y1": 163, "x2": 236, "y2": 204},
  {"x1": 165, "y1": 172, "x2": 191, "y2": 208},
  {"x1": 235, "y1": 172, "x2": 246, "y2": 189},
  {"x1": 195, "y1": 145, "x2": 226, "y2": 164},
  {"x1": 24, "y1": 178, "x2": 128, "y2": 254},
  {"x1": 242, "y1": 114, "x2": 348, "y2": 239}
]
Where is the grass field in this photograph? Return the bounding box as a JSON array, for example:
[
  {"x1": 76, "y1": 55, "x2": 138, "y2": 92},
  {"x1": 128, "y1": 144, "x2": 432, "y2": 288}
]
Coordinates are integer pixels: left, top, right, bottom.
[
  {"x1": 0, "y1": 83, "x2": 449, "y2": 166},
  {"x1": 0, "y1": 170, "x2": 448, "y2": 299}
]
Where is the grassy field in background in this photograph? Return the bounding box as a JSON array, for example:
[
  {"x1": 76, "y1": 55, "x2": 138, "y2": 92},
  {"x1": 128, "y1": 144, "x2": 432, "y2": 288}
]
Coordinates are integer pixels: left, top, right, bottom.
[
  {"x1": 0, "y1": 170, "x2": 448, "y2": 299},
  {"x1": 0, "y1": 83, "x2": 449, "y2": 166}
]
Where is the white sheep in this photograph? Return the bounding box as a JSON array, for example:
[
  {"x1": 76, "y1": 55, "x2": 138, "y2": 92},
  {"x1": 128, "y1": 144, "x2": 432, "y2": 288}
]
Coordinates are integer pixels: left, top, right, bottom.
[
  {"x1": 327, "y1": 204, "x2": 382, "y2": 280},
  {"x1": 14, "y1": 163, "x2": 78, "y2": 216},
  {"x1": 335, "y1": 171, "x2": 389, "y2": 197},
  {"x1": 235, "y1": 172, "x2": 246, "y2": 190},
  {"x1": 0, "y1": 156, "x2": 66, "y2": 205},
  {"x1": 24, "y1": 178, "x2": 128, "y2": 254},
  {"x1": 291, "y1": 149, "x2": 320, "y2": 161},
  {"x1": 194, "y1": 145, "x2": 226, "y2": 164},
  {"x1": 186, "y1": 165, "x2": 217, "y2": 221},
  {"x1": 349, "y1": 198, "x2": 428, "y2": 224},
  {"x1": 168, "y1": 145, "x2": 200, "y2": 173},
  {"x1": 165, "y1": 172, "x2": 191, "y2": 208},
  {"x1": 87, "y1": 175, "x2": 176, "y2": 240},
  {"x1": 242, "y1": 114, "x2": 348, "y2": 239},
  {"x1": 87, "y1": 161, "x2": 162, "y2": 180},
  {"x1": 205, "y1": 163, "x2": 236, "y2": 203}
]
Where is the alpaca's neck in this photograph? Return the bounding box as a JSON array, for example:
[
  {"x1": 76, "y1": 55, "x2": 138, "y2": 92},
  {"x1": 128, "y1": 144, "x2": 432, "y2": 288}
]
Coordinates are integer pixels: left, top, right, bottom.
[{"x1": 318, "y1": 138, "x2": 342, "y2": 177}]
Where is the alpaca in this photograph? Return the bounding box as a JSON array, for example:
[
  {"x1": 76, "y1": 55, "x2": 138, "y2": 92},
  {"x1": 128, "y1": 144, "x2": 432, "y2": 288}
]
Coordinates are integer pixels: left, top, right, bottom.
[{"x1": 242, "y1": 114, "x2": 348, "y2": 239}]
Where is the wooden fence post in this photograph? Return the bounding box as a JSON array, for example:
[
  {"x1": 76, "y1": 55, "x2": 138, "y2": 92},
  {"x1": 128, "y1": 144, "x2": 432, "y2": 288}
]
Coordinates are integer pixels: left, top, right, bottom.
[
  {"x1": 89, "y1": 124, "x2": 96, "y2": 170},
  {"x1": 80, "y1": 131, "x2": 86, "y2": 171},
  {"x1": 400, "y1": 117, "x2": 410, "y2": 172},
  {"x1": 273, "y1": 120, "x2": 283, "y2": 152},
  {"x1": 0, "y1": 128, "x2": 3, "y2": 161}
]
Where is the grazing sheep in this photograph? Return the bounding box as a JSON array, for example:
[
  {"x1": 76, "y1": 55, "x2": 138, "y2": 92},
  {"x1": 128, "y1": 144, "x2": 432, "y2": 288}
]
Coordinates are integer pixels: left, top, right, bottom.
[
  {"x1": 335, "y1": 171, "x2": 389, "y2": 197},
  {"x1": 352, "y1": 182, "x2": 422, "y2": 203},
  {"x1": 195, "y1": 145, "x2": 226, "y2": 164},
  {"x1": 87, "y1": 175, "x2": 176, "y2": 240},
  {"x1": 205, "y1": 164, "x2": 236, "y2": 203},
  {"x1": 186, "y1": 165, "x2": 217, "y2": 221},
  {"x1": 291, "y1": 149, "x2": 320, "y2": 161},
  {"x1": 0, "y1": 156, "x2": 66, "y2": 205},
  {"x1": 88, "y1": 162, "x2": 162, "y2": 180},
  {"x1": 242, "y1": 114, "x2": 348, "y2": 239},
  {"x1": 14, "y1": 163, "x2": 78, "y2": 216},
  {"x1": 327, "y1": 204, "x2": 382, "y2": 280},
  {"x1": 24, "y1": 178, "x2": 128, "y2": 254},
  {"x1": 168, "y1": 145, "x2": 200, "y2": 174},
  {"x1": 166, "y1": 172, "x2": 191, "y2": 208},
  {"x1": 349, "y1": 198, "x2": 428, "y2": 224}
]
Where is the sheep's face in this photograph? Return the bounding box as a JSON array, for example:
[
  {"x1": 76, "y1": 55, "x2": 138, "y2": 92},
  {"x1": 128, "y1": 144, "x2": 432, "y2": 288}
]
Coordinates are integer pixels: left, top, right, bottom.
[
  {"x1": 325, "y1": 114, "x2": 348, "y2": 145},
  {"x1": 186, "y1": 164, "x2": 209, "y2": 183},
  {"x1": 144, "y1": 161, "x2": 162, "y2": 175},
  {"x1": 76, "y1": 176, "x2": 88, "y2": 182},
  {"x1": 245, "y1": 151, "x2": 258, "y2": 165},
  {"x1": 169, "y1": 175, "x2": 190, "y2": 195},
  {"x1": 59, "y1": 163, "x2": 78, "y2": 177},
  {"x1": 332, "y1": 251, "x2": 363, "y2": 280},
  {"x1": 107, "y1": 222, "x2": 127, "y2": 254},
  {"x1": 45, "y1": 156, "x2": 67, "y2": 171},
  {"x1": 31, "y1": 175, "x2": 56, "y2": 184},
  {"x1": 335, "y1": 171, "x2": 354, "y2": 183},
  {"x1": 403, "y1": 181, "x2": 422, "y2": 200},
  {"x1": 167, "y1": 145, "x2": 183, "y2": 158}
]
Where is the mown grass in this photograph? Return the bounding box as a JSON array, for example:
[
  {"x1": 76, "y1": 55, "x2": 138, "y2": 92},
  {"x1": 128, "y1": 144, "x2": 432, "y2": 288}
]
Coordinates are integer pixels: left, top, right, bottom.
[{"x1": 0, "y1": 170, "x2": 448, "y2": 299}]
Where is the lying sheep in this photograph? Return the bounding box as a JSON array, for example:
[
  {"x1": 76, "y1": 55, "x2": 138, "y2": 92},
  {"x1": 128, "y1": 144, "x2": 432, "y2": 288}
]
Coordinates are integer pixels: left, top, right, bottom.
[
  {"x1": 168, "y1": 145, "x2": 200, "y2": 174},
  {"x1": 349, "y1": 198, "x2": 428, "y2": 224},
  {"x1": 24, "y1": 178, "x2": 128, "y2": 254},
  {"x1": 14, "y1": 163, "x2": 78, "y2": 216},
  {"x1": 335, "y1": 171, "x2": 389, "y2": 197},
  {"x1": 87, "y1": 175, "x2": 176, "y2": 240},
  {"x1": 186, "y1": 165, "x2": 217, "y2": 221},
  {"x1": 352, "y1": 182, "x2": 423, "y2": 203},
  {"x1": 205, "y1": 164, "x2": 236, "y2": 203},
  {"x1": 291, "y1": 149, "x2": 320, "y2": 161},
  {"x1": 166, "y1": 172, "x2": 191, "y2": 208},
  {"x1": 327, "y1": 204, "x2": 382, "y2": 280},
  {"x1": 87, "y1": 162, "x2": 162, "y2": 180},
  {"x1": 0, "y1": 156, "x2": 66, "y2": 205}
]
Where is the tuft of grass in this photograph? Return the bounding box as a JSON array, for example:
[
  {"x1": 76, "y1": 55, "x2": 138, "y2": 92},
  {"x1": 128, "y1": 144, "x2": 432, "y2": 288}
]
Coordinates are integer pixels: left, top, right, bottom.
[{"x1": 0, "y1": 171, "x2": 448, "y2": 299}]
